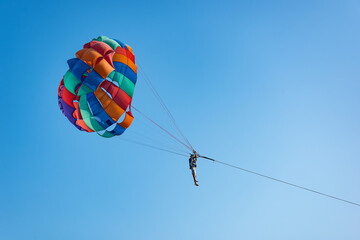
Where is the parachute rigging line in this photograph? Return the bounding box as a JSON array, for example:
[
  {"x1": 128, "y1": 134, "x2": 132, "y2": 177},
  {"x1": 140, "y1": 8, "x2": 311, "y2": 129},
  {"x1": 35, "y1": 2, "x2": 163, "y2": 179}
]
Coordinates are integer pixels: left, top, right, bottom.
[
  {"x1": 132, "y1": 106, "x2": 193, "y2": 152},
  {"x1": 137, "y1": 63, "x2": 194, "y2": 151},
  {"x1": 130, "y1": 111, "x2": 189, "y2": 154},
  {"x1": 119, "y1": 138, "x2": 188, "y2": 157},
  {"x1": 137, "y1": 65, "x2": 193, "y2": 150},
  {"x1": 126, "y1": 128, "x2": 189, "y2": 154},
  {"x1": 199, "y1": 155, "x2": 360, "y2": 207}
]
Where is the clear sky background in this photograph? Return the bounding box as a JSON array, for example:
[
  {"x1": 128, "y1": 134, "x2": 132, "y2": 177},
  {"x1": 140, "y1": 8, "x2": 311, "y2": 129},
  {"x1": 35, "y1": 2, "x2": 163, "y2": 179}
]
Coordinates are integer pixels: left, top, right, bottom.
[{"x1": 1, "y1": 0, "x2": 360, "y2": 239}]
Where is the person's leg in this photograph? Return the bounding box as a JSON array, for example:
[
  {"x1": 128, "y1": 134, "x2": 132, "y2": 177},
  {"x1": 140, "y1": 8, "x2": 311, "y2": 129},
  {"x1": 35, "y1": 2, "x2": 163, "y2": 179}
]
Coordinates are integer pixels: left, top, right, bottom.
[{"x1": 192, "y1": 168, "x2": 199, "y2": 186}]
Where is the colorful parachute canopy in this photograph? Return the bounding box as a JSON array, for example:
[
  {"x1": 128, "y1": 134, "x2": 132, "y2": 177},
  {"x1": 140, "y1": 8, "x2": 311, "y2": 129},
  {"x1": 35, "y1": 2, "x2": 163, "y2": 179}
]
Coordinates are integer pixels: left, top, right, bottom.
[{"x1": 58, "y1": 36, "x2": 137, "y2": 138}]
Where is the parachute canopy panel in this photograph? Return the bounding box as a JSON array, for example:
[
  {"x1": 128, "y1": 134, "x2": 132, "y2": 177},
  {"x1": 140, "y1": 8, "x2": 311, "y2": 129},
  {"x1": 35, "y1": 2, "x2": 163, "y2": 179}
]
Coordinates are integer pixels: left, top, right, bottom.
[{"x1": 58, "y1": 36, "x2": 137, "y2": 138}]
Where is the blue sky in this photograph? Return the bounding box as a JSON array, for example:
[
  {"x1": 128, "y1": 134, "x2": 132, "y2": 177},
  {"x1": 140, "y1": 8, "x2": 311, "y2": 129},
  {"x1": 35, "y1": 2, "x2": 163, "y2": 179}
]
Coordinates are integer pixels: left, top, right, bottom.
[{"x1": 1, "y1": 0, "x2": 360, "y2": 239}]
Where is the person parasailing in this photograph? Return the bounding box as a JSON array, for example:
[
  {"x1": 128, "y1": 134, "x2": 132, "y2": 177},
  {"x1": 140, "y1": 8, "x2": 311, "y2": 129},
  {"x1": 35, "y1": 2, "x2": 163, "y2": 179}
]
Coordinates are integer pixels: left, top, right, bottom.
[{"x1": 189, "y1": 151, "x2": 199, "y2": 186}]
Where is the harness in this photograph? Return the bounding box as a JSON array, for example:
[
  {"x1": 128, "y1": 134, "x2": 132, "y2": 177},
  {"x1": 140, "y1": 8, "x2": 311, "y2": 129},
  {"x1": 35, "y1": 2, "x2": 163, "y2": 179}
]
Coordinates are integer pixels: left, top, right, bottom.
[{"x1": 189, "y1": 155, "x2": 197, "y2": 169}]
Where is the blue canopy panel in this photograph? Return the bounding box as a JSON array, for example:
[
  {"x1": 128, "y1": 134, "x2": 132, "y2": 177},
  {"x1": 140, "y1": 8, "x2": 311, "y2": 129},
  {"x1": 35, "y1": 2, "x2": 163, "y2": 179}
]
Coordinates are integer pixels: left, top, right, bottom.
[
  {"x1": 114, "y1": 39, "x2": 125, "y2": 48},
  {"x1": 86, "y1": 92, "x2": 126, "y2": 136},
  {"x1": 82, "y1": 70, "x2": 104, "y2": 91},
  {"x1": 113, "y1": 62, "x2": 137, "y2": 84},
  {"x1": 67, "y1": 58, "x2": 91, "y2": 82}
]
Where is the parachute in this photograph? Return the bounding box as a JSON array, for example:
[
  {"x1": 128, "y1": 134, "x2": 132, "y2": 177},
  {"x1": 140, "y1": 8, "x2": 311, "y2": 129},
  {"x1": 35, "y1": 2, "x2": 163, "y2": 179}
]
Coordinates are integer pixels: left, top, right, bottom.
[
  {"x1": 55, "y1": 37, "x2": 360, "y2": 204},
  {"x1": 58, "y1": 36, "x2": 137, "y2": 138}
]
